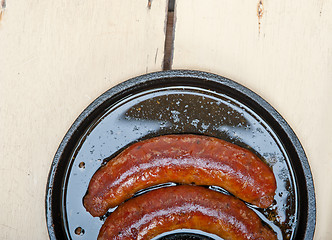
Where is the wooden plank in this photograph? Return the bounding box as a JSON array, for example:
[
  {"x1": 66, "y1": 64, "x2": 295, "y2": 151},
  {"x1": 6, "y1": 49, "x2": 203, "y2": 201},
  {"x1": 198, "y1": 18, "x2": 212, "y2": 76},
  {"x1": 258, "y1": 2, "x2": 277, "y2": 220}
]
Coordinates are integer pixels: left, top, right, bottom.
[
  {"x1": 0, "y1": 0, "x2": 167, "y2": 239},
  {"x1": 173, "y1": 0, "x2": 332, "y2": 239}
]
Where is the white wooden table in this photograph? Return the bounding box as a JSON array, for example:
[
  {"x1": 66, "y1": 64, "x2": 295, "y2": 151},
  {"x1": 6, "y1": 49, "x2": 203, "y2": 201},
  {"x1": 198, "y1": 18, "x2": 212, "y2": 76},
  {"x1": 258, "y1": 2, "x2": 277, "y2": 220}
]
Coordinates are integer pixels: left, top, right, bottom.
[{"x1": 1, "y1": 1, "x2": 331, "y2": 239}]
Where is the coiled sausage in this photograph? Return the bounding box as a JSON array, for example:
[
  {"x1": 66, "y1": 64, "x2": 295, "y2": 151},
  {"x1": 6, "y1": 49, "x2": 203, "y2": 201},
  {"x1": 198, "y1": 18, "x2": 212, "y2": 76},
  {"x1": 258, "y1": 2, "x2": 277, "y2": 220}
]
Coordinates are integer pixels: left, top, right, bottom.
[
  {"x1": 98, "y1": 185, "x2": 277, "y2": 240},
  {"x1": 84, "y1": 134, "x2": 276, "y2": 217}
]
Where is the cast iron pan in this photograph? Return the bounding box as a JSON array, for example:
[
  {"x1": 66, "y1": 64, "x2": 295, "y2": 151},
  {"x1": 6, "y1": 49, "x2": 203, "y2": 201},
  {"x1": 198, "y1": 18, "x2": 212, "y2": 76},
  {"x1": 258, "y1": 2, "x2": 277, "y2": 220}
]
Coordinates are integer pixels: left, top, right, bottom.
[{"x1": 45, "y1": 70, "x2": 316, "y2": 240}]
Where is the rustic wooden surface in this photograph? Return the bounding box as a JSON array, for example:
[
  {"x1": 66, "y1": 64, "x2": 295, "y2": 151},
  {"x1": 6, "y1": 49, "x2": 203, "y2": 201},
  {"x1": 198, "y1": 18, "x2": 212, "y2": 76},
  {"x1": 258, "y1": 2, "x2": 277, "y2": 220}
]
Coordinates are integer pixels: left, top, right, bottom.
[
  {"x1": 0, "y1": 1, "x2": 167, "y2": 239},
  {"x1": 173, "y1": 1, "x2": 332, "y2": 239},
  {"x1": 1, "y1": 0, "x2": 331, "y2": 239}
]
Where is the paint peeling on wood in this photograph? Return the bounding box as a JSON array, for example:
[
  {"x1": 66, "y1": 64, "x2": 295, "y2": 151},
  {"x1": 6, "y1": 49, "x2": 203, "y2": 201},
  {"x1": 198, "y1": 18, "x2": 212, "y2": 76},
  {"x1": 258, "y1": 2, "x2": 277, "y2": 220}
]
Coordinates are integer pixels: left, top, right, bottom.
[
  {"x1": 148, "y1": 0, "x2": 152, "y2": 9},
  {"x1": 154, "y1": 48, "x2": 159, "y2": 64},
  {"x1": 146, "y1": 54, "x2": 149, "y2": 73},
  {"x1": 319, "y1": 0, "x2": 324, "y2": 16},
  {"x1": 257, "y1": 0, "x2": 264, "y2": 34},
  {"x1": 0, "y1": 0, "x2": 5, "y2": 22}
]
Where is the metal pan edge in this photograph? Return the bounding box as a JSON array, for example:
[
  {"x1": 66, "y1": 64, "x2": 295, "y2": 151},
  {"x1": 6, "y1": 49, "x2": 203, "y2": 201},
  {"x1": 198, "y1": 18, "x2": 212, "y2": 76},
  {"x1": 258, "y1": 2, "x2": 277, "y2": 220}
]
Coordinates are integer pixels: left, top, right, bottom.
[{"x1": 45, "y1": 70, "x2": 316, "y2": 240}]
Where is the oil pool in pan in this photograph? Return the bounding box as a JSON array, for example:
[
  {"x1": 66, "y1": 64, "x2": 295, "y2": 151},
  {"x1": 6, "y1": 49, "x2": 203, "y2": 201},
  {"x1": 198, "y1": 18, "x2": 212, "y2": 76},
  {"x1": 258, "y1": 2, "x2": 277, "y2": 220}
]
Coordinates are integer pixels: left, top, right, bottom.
[
  {"x1": 62, "y1": 86, "x2": 296, "y2": 240},
  {"x1": 46, "y1": 70, "x2": 315, "y2": 240}
]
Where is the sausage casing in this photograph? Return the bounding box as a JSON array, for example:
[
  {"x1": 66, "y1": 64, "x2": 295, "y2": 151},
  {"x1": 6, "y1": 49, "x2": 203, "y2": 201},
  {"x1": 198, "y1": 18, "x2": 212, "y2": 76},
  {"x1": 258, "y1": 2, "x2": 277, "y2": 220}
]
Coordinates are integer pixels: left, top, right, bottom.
[
  {"x1": 84, "y1": 134, "x2": 276, "y2": 216},
  {"x1": 98, "y1": 185, "x2": 277, "y2": 240}
]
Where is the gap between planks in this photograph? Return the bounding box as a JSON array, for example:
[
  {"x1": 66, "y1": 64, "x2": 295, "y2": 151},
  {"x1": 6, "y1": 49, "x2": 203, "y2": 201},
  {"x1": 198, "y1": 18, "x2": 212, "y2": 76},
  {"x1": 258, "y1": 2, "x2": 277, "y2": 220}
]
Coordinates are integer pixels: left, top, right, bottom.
[{"x1": 163, "y1": 0, "x2": 175, "y2": 70}]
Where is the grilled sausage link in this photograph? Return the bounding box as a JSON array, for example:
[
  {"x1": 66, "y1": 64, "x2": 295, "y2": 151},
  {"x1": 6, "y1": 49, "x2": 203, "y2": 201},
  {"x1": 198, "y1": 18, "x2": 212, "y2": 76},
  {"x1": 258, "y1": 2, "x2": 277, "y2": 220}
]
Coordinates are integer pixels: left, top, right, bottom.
[
  {"x1": 84, "y1": 134, "x2": 276, "y2": 217},
  {"x1": 98, "y1": 185, "x2": 277, "y2": 240}
]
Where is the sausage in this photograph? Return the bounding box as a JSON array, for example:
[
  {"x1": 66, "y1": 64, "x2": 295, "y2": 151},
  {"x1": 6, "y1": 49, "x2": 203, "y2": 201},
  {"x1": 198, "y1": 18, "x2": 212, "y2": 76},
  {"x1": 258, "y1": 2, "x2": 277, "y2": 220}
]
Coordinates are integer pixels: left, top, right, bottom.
[
  {"x1": 84, "y1": 134, "x2": 276, "y2": 217},
  {"x1": 98, "y1": 185, "x2": 277, "y2": 240}
]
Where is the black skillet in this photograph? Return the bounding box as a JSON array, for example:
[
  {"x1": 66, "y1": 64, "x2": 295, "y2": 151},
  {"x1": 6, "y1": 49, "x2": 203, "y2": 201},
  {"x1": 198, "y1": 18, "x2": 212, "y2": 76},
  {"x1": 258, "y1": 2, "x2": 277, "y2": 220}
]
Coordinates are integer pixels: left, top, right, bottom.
[{"x1": 45, "y1": 70, "x2": 316, "y2": 240}]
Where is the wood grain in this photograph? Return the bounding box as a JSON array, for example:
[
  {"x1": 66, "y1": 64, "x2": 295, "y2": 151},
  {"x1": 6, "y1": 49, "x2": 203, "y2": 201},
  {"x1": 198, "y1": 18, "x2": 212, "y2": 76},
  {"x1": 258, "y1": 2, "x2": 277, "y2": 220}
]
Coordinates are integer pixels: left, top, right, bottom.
[
  {"x1": 1, "y1": 0, "x2": 332, "y2": 239},
  {"x1": 0, "y1": 0, "x2": 167, "y2": 239},
  {"x1": 172, "y1": 0, "x2": 332, "y2": 239}
]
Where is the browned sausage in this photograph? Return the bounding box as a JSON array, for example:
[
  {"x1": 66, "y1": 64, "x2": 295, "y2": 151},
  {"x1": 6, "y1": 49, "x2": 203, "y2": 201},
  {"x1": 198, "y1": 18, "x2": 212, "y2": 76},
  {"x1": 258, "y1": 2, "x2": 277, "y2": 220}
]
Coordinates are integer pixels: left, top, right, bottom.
[
  {"x1": 84, "y1": 134, "x2": 276, "y2": 217},
  {"x1": 98, "y1": 185, "x2": 277, "y2": 240}
]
